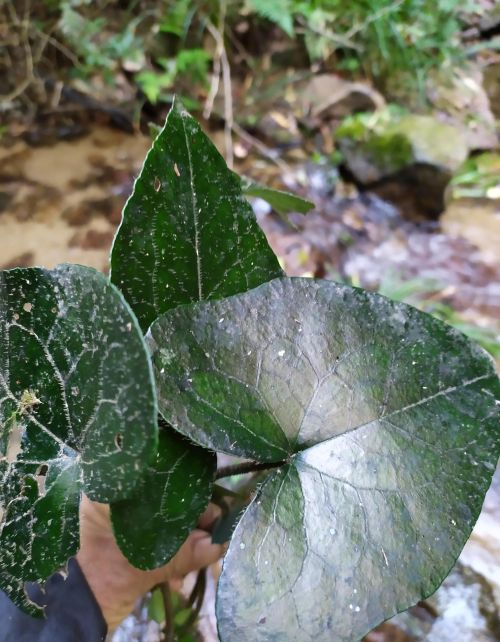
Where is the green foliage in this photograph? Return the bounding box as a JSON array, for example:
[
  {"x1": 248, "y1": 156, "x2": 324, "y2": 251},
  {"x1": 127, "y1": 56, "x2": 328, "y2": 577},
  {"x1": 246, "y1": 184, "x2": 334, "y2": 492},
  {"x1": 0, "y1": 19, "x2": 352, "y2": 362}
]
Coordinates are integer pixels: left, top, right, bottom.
[
  {"x1": 58, "y1": 5, "x2": 145, "y2": 81},
  {"x1": 148, "y1": 586, "x2": 199, "y2": 641},
  {"x1": 137, "y1": 49, "x2": 212, "y2": 104},
  {"x1": 245, "y1": 0, "x2": 474, "y2": 83},
  {"x1": 449, "y1": 153, "x2": 500, "y2": 200},
  {"x1": 1, "y1": 102, "x2": 499, "y2": 641},
  {"x1": 247, "y1": 0, "x2": 295, "y2": 37},
  {"x1": 14, "y1": 0, "x2": 477, "y2": 103}
]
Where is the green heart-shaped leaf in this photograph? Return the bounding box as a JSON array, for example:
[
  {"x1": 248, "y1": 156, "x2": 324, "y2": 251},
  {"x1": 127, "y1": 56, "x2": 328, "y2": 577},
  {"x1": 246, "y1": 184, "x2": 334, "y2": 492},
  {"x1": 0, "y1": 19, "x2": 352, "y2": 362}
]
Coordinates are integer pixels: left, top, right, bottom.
[
  {"x1": 111, "y1": 427, "x2": 216, "y2": 569},
  {"x1": 110, "y1": 98, "x2": 283, "y2": 332},
  {"x1": 149, "y1": 277, "x2": 500, "y2": 642},
  {"x1": 0, "y1": 265, "x2": 157, "y2": 614}
]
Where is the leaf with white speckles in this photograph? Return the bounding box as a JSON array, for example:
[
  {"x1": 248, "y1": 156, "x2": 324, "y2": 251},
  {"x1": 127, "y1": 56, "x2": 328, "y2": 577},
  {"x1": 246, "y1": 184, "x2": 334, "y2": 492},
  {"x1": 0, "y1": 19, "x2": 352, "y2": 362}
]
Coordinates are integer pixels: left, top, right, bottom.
[
  {"x1": 149, "y1": 277, "x2": 500, "y2": 642},
  {"x1": 111, "y1": 427, "x2": 216, "y2": 569},
  {"x1": 110, "y1": 98, "x2": 283, "y2": 332},
  {"x1": 0, "y1": 265, "x2": 157, "y2": 615}
]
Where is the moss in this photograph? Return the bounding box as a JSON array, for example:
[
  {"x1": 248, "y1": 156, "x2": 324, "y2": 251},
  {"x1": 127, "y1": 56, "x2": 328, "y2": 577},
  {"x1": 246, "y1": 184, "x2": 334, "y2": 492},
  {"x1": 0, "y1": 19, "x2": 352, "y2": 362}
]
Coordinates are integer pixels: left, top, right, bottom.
[
  {"x1": 335, "y1": 112, "x2": 375, "y2": 142},
  {"x1": 364, "y1": 132, "x2": 413, "y2": 173}
]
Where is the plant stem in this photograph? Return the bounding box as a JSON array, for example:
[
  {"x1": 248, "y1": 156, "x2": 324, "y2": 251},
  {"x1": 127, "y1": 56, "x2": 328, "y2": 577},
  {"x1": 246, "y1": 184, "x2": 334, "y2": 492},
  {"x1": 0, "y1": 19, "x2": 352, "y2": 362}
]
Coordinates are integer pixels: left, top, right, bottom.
[
  {"x1": 160, "y1": 581, "x2": 174, "y2": 642},
  {"x1": 179, "y1": 568, "x2": 207, "y2": 635},
  {"x1": 215, "y1": 459, "x2": 287, "y2": 480}
]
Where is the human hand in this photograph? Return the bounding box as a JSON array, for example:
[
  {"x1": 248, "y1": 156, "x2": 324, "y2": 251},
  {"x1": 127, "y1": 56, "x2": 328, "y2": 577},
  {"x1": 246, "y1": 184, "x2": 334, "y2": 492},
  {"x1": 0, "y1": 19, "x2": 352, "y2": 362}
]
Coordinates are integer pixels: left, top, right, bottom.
[{"x1": 76, "y1": 495, "x2": 224, "y2": 632}]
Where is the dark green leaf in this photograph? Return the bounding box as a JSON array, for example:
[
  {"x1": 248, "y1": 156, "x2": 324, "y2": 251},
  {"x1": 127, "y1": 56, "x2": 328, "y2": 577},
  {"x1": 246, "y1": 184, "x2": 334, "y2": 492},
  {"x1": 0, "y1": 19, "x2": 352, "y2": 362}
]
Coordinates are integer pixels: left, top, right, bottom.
[
  {"x1": 212, "y1": 505, "x2": 246, "y2": 546},
  {"x1": 0, "y1": 265, "x2": 157, "y2": 614},
  {"x1": 110, "y1": 98, "x2": 283, "y2": 331},
  {"x1": 111, "y1": 428, "x2": 216, "y2": 569},
  {"x1": 149, "y1": 277, "x2": 500, "y2": 642},
  {"x1": 240, "y1": 176, "x2": 315, "y2": 216}
]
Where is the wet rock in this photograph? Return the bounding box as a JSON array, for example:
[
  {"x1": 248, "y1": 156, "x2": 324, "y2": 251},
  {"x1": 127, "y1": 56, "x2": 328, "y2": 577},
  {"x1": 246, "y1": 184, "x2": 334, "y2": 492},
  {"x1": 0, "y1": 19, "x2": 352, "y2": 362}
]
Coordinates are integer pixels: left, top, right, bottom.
[
  {"x1": 379, "y1": 565, "x2": 500, "y2": 642},
  {"x1": 441, "y1": 153, "x2": 500, "y2": 265},
  {"x1": 425, "y1": 564, "x2": 500, "y2": 642},
  {"x1": 483, "y1": 63, "x2": 500, "y2": 119},
  {"x1": 480, "y1": 2, "x2": 500, "y2": 34},
  {"x1": 441, "y1": 198, "x2": 500, "y2": 266},
  {"x1": 337, "y1": 112, "x2": 468, "y2": 182},
  {"x1": 460, "y1": 469, "x2": 500, "y2": 617},
  {"x1": 426, "y1": 67, "x2": 498, "y2": 152},
  {"x1": 300, "y1": 74, "x2": 385, "y2": 121},
  {"x1": 336, "y1": 111, "x2": 469, "y2": 218}
]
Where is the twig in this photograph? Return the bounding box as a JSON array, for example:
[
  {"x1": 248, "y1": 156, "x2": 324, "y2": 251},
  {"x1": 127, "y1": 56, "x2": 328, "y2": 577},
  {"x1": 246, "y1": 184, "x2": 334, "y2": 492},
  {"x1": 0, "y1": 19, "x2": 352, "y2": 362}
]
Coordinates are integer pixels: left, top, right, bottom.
[
  {"x1": 204, "y1": 47, "x2": 221, "y2": 120},
  {"x1": 231, "y1": 120, "x2": 293, "y2": 175},
  {"x1": 205, "y1": 4, "x2": 234, "y2": 168},
  {"x1": 160, "y1": 581, "x2": 175, "y2": 642},
  {"x1": 0, "y1": 13, "x2": 34, "y2": 103},
  {"x1": 31, "y1": 27, "x2": 82, "y2": 68},
  {"x1": 178, "y1": 567, "x2": 207, "y2": 634},
  {"x1": 215, "y1": 459, "x2": 287, "y2": 480},
  {"x1": 295, "y1": 17, "x2": 361, "y2": 52}
]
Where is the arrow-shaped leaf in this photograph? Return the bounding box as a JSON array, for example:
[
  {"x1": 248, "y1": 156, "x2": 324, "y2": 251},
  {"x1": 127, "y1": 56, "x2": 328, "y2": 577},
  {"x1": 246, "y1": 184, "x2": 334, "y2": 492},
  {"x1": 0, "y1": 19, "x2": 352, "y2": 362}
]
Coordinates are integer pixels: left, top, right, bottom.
[
  {"x1": 110, "y1": 99, "x2": 283, "y2": 332},
  {"x1": 0, "y1": 265, "x2": 157, "y2": 614},
  {"x1": 149, "y1": 277, "x2": 500, "y2": 642}
]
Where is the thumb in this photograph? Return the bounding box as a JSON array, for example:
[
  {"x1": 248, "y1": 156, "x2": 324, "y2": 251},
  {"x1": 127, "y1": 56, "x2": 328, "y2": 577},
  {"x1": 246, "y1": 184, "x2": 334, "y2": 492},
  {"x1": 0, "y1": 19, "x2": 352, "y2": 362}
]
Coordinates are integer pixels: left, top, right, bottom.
[{"x1": 154, "y1": 530, "x2": 226, "y2": 586}]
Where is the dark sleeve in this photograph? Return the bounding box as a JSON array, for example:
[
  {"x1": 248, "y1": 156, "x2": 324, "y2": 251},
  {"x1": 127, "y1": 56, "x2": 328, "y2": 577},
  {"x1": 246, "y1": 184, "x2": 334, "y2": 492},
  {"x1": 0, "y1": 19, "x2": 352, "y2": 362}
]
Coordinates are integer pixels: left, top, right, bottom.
[{"x1": 0, "y1": 558, "x2": 107, "y2": 642}]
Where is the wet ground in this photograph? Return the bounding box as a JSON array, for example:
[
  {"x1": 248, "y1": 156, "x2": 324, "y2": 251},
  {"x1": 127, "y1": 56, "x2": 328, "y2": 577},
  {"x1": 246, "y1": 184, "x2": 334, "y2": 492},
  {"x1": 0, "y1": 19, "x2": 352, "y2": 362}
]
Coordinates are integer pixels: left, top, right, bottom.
[{"x1": 0, "y1": 125, "x2": 499, "y2": 642}]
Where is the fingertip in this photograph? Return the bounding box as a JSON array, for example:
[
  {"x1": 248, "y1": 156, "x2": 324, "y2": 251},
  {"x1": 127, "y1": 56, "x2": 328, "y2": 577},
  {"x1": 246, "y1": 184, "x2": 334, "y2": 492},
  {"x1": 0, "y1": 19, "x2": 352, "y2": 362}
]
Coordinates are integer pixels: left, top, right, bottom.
[
  {"x1": 198, "y1": 503, "x2": 222, "y2": 530},
  {"x1": 190, "y1": 531, "x2": 226, "y2": 570}
]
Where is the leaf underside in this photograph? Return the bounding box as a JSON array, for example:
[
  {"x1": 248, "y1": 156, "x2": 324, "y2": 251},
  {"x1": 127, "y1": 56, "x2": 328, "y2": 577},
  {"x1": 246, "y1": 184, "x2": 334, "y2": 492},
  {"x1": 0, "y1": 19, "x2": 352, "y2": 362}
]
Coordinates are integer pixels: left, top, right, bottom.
[
  {"x1": 110, "y1": 98, "x2": 283, "y2": 332},
  {"x1": 111, "y1": 428, "x2": 216, "y2": 570},
  {"x1": 0, "y1": 265, "x2": 157, "y2": 614},
  {"x1": 149, "y1": 276, "x2": 500, "y2": 642}
]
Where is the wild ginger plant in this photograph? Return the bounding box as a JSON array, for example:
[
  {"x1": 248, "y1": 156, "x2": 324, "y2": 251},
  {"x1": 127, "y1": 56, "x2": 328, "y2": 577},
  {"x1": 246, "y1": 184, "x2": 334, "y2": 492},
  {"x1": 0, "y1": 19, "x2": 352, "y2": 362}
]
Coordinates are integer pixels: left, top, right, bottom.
[{"x1": 0, "y1": 99, "x2": 499, "y2": 641}]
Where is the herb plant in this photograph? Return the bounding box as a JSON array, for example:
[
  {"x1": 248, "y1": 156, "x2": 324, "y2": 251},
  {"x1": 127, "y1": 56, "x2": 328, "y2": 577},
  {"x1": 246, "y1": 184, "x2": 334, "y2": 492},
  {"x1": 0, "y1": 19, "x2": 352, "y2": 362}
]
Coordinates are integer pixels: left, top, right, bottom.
[{"x1": 1, "y1": 99, "x2": 499, "y2": 641}]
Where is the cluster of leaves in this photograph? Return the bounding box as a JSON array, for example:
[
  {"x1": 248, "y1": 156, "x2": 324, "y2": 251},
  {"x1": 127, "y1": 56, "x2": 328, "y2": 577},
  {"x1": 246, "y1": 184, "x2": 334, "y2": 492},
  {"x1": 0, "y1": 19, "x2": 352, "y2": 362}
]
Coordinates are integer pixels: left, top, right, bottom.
[{"x1": 0, "y1": 100, "x2": 499, "y2": 642}]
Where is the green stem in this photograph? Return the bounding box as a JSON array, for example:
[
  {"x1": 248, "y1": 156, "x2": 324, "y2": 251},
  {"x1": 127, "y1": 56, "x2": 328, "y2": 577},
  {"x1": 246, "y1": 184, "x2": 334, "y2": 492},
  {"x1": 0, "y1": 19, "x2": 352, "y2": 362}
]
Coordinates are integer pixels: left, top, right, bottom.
[{"x1": 215, "y1": 459, "x2": 287, "y2": 480}]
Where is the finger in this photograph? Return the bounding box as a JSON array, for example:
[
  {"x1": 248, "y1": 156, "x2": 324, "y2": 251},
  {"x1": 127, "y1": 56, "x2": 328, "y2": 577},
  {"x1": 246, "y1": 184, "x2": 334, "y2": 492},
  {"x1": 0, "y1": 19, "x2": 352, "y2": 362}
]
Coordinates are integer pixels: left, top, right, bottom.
[
  {"x1": 79, "y1": 495, "x2": 111, "y2": 534},
  {"x1": 170, "y1": 530, "x2": 225, "y2": 579},
  {"x1": 198, "y1": 503, "x2": 222, "y2": 530}
]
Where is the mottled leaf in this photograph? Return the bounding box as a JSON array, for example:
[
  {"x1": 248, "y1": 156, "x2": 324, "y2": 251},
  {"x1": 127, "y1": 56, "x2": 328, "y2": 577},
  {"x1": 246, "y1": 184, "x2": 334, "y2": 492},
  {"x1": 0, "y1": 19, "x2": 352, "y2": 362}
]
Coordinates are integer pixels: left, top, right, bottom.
[
  {"x1": 110, "y1": 98, "x2": 283, "y2": 331},
  {"x1": 111, "y1": 427, "x2": 216, "y2": 569},
  {"x1": 0, "y1": 265, "x2": 157, "y2": 614},
  {"x1": 149, "y1": 277, "x2": 500, "y2": 642}
]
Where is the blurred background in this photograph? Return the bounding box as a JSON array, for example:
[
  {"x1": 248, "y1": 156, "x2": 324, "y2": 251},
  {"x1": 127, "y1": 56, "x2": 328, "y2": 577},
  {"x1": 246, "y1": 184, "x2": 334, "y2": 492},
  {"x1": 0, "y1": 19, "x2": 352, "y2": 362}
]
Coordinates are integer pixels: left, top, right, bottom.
[{"x1": 0, "y1": 0, "x2": 499, "y2": 640}]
